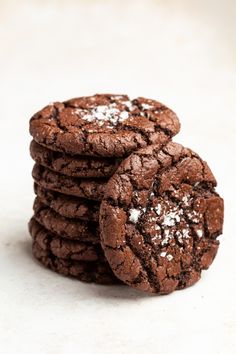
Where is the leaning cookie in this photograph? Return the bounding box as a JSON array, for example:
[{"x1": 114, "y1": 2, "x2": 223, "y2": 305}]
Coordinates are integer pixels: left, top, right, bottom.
[
  {"x1": 33, "y1": 198, "x2": 99, "y2": 242},
  {"x1": 32, "y1": 240, "x2": 120, "y2": 285},
  {"x1": 32, "y1": 163, "x2": 107, "y2": 201},
  {"x1": 100, "y1": 142, "x2": 224, "y2": 294},
  {"x1": 30, "y1": 140, "x2": 120, "y2": 178},
  {"x1": 30, "y1": 94, "x2": 180, "y2": 157}
]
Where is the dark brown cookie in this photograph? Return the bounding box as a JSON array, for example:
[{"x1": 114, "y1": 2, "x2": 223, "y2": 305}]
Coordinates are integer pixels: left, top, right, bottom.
[
  {"x1": 29, "y1": 218, "x2": 104, "y2": 261},
  {"x1": 33, "y1": 198, "x2": 99, "y2": 242},
  {"x1": 32, "y1": 163, "x2": 107, "y2": 201},
  {"x1": 32, "y1": 240, "x2": 120, "y2": 285},
  {"x1": 34, "y1": 184, "x2": 100, "y2": 221},
  {"x1": 29, "y1": 94, "x2": 180, "y2": 157},
  {"x1": 30, "y1": 140, "x2": 120, "y2": 178},
  {"x1": 100, "y1": 142, "x2": 224, "y2": 294}
]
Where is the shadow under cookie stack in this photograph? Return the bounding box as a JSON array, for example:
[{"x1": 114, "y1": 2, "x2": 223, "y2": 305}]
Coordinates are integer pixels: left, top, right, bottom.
[{"x1": 29, "y1": 94, "x2": 224, "y2": 294}]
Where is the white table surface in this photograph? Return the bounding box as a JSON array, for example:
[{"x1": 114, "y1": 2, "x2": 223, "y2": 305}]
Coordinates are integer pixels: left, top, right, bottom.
[{"x1": 0, "y1": 1, "x2": 235, "y2": 353}]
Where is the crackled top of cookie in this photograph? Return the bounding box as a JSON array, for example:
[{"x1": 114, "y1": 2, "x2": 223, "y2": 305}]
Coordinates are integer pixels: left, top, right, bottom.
[
  {"x1": 30, "y1": 94, "x2": 180, "y2": 157},
  {"x1": 100, "y1": 142, "x2": 224, "y2": 294}
]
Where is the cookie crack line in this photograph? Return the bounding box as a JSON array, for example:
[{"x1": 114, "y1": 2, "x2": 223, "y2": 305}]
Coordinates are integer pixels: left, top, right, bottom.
[
  {"x1": 53, "y1": 104, "x2": 69, "y2": 134},
  {"x1": 125, "y1": 234, "x2": 161, "y2": 292},
  {"x1": 32, "y1": 240, "x2": 120, "y2": 285}
]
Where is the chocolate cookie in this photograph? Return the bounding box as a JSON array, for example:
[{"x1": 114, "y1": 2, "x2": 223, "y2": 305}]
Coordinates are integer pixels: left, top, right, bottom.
[
  {"x1": 29, "y1": 218, "x2": 104, "y2": 261},
  {"x1": 32, "y1": 240, "x2": 119, "y2": 285},
  {"x1": 100, "y1": 142, "x2": 224, "y2": 294},
  {"x1": 30, "y1": 140, "x2": 120, "y2": 178},
  {"x1": 29, "y1": 94, "x2": 180, "y2": 157},
  {"x1": 34, "y1": 184, "x2": 99, "y2": 221},
  {"x1": 32, "y1": 163, "x2": 107, "y2": 201},
  {"x1": 33, "y1": 198, "x2": 99, "y2": 242}
]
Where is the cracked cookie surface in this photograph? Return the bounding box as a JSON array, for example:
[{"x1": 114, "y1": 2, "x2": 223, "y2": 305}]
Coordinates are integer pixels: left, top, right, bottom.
[
  {"x1": 100, "y1": 142, "x2": 224, "y2": 294},
  {"x1": 30, "y1": 94, "x2": 180, "y2": 157},
  {"x1": 30, "y1": 140, "x2": 120, "y2": 178},
  {"x1": 32, "y1": 238, "x2": 120, "y2": 285},
  {"x1": 32, "y1": 163, "x2": 107, "y2": 201},
  {"x1": 29, "y1": 218, "x2": 104, "y2": 261},
  {"x1": 33, "y1": 198, "x2": 99, "y2": 241},
  {"x1": 34, "y1": 184, "x2": 100, "y2": 221}
]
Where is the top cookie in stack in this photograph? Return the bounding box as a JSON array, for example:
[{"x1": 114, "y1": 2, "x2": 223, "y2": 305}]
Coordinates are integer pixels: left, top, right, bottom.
[
  {"x1": 28, "y1": 93, "x2": 180, "y2": 286},
  {"x1": 29, "y1": 93, "x2": 180, "y2": 158}
]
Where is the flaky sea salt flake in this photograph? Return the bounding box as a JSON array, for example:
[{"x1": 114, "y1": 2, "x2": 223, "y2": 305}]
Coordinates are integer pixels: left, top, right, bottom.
[
  {"x1": 166, "y1": 254, "x2": 173, "y2": 261},
  {"x1": 160, "y1": 252, "x2": 167, "y2": 257},
  {"x1": 120, "y1": 111, "x2": 129, "y2": 120},
  {"x1": 141, "y1": 103, "x2": 153, "y2": 110},
  {"x1": 196, "y1": 229, "x2": 203, "y2": 238},
  {"x1": 154, "y1": 204, "x2": 162, "y2": 215},
  {"x1": 129, "y1": 208, "x2": 141, "y2": 223}
]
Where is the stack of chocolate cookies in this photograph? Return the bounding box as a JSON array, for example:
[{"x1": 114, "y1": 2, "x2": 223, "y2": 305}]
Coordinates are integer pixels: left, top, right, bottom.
[{"x1": 29, "y1": 94, "x2": 224, "y2": 294}]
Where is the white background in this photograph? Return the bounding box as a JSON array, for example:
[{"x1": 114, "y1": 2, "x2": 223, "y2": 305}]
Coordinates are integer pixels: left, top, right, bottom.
[{"x1": 0, "y1": 1, "x2": 235, "y2": 353}]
